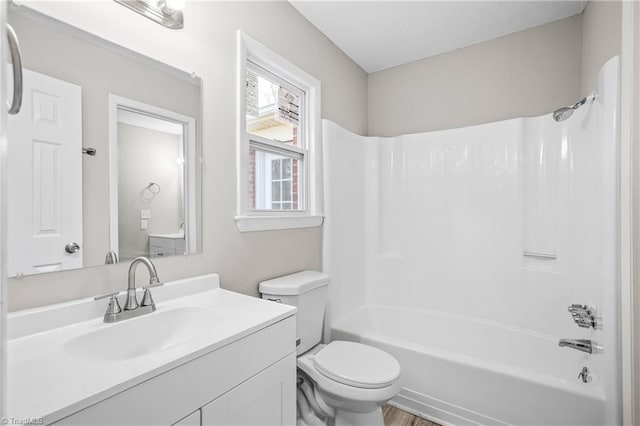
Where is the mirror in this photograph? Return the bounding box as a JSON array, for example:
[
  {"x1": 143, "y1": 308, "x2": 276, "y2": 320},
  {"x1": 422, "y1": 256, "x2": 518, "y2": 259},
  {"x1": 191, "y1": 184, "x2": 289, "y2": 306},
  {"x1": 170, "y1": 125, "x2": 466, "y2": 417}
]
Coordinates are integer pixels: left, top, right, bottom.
[{"x1": 6, "y1": 5, "x2": 202, "y2": 277}]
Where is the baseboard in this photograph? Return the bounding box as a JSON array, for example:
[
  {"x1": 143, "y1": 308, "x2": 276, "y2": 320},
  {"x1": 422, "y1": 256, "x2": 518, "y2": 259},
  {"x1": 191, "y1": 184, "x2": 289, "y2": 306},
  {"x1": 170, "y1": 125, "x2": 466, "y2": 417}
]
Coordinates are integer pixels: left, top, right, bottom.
[{"x1": 389, "y1": 388, "x2": 511, "y2": 426}]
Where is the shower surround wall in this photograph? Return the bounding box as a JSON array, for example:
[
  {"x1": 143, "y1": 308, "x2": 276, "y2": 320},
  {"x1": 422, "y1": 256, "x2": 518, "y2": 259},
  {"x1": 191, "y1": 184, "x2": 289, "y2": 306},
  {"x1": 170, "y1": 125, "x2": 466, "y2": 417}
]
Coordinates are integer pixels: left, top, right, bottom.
[{"x1": 323, "y1": 57, "x2": 619, "y2": 425}]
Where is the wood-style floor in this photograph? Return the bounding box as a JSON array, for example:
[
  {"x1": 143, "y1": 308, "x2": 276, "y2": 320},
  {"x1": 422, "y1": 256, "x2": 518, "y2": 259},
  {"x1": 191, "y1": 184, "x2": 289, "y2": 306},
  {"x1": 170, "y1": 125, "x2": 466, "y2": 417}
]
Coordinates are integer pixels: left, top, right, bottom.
[{"x1": 383, "y1": 404, "x2": 441, "y2": 426}]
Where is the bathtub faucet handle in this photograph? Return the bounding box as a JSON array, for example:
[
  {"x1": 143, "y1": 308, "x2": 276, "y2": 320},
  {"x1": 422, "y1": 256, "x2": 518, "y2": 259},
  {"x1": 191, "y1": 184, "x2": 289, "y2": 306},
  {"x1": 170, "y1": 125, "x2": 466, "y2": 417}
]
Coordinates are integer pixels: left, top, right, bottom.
[{"x1": 567, "y1": 304, "x2": 601, "y2": 330}]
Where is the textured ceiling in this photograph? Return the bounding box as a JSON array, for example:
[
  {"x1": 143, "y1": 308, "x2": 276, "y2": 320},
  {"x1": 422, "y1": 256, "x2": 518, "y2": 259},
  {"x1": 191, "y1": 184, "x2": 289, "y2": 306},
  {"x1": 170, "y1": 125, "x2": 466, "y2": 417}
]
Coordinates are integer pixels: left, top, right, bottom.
[{"x1": 290, "y1": 1, "x2": 587, "y2": 73}]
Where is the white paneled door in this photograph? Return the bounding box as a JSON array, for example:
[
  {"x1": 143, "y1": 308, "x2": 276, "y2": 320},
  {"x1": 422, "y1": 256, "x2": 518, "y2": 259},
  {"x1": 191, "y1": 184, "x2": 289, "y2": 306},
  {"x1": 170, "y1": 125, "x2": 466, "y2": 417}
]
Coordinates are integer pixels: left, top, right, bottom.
[{"x1": 7, "y1": 68, "x2": 82, "y2": 277}]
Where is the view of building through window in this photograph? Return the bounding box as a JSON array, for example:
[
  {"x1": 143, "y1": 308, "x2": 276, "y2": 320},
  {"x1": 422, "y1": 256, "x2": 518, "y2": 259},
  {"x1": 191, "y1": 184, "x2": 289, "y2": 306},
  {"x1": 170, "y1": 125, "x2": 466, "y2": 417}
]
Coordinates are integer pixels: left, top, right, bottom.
[{"x1": 246, "y1": 66, "x2": 304, "y2": 211}]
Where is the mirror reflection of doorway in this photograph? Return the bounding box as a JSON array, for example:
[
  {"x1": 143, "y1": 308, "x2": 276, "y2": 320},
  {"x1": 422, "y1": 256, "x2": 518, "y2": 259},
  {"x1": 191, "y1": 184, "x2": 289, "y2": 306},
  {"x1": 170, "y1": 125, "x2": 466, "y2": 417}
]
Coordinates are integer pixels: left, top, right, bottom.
[
  {"x1": 7, "y1": 67, "x2": 83, "y2": 277},
  {"x1": 109, "y1": 95, "x2": 196, "y2": 262}
]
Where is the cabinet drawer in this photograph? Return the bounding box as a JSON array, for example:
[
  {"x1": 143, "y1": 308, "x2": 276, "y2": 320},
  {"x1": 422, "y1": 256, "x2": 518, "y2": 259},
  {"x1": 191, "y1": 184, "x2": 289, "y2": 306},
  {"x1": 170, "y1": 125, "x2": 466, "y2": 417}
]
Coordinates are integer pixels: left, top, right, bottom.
[
  {"x1": 150, "y1": 245, "x2": 175, "y2": 258},
  {"x1": 149, "y1": 237, "x2": 179, "y2": 250}
]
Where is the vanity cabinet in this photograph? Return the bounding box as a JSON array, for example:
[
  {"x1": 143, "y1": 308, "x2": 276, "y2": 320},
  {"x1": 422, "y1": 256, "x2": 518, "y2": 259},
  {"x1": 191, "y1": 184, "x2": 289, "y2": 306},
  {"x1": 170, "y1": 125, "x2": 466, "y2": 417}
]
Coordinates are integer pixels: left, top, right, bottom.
[
  {"x1": 173, "y1": 410, "x2": 201, "y2": 426},
  {"x1": 52, "y1": 317, "x2": 296, "y2": 426},
  {"x1": 201, "y1": 353, "x2": 295, "y2": 425},
  {"x1": 149, "y1": 235, "x2": 186, "y2": 258}
]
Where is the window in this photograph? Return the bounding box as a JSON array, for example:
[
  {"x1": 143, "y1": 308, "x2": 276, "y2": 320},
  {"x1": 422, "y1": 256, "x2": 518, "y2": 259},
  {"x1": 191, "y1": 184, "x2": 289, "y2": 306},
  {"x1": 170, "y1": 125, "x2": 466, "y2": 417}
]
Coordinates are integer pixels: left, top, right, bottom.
[
  {"x1": 246, "y1": 64, "x2": 304, "y2": 212},
  {"x1": 236, "y1": 32, "x2": 323, "y2": 232}
]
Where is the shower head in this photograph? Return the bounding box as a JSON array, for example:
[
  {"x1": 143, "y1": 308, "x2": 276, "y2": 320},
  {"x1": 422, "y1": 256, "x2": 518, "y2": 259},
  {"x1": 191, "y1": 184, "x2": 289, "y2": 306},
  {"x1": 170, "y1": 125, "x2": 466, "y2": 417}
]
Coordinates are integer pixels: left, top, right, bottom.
[
  {"x1": 552, "y1": 106, "x2": 577, "y2": 122},
  {"x1": 552, "y1": 93, "x2": 597, "y2": 122}
]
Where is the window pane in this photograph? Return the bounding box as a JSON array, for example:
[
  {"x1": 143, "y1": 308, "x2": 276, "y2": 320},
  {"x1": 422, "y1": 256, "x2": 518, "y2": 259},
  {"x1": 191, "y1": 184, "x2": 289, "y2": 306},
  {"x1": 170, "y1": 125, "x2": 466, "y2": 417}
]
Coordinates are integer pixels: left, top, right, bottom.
[
  {"x1": 250, "y1": 147, "x2": 303, "y2": 211},
  {"x1": 282, "y1": 181, "x2": 291, "y2": 201},
  {"x1": 249, "y1": 148, "x2": 257, "y2": 210},
  {"x1": 271, "y1": 159, "x2": 281, "y2": 180},
  {"x1": 283, "y1": 158, "x2": 292, "y2": 179},
  {"x1": 272, "y1": 181, "x2": 281, "y2": 200},
  {"x1": 246, "y1": 69, "x2": 300, "y2": 147}
]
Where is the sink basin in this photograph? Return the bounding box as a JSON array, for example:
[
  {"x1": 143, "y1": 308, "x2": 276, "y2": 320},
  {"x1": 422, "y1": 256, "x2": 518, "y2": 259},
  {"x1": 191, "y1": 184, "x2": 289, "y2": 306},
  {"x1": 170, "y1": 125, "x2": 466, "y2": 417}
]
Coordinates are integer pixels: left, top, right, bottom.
[
  {"x1": 64, "y1": 306, "x2": 222, "y2": 362},
  {"x1": 7, "y1": 273, "x2": 298, "y2": 425}
]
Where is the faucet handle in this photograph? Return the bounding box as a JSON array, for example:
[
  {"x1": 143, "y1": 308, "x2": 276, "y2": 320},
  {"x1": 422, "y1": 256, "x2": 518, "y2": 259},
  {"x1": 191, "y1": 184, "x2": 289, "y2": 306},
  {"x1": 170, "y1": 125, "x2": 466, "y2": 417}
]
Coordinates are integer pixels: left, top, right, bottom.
[
  {"x1": 95, "y1": 292, "x2": 122, "y2": 316},
  {"x1": 94, "y1": 291, "x2": 121, "y2": 301},
  {"x1": 141, "y1": 287, "x2": 157, "y2": 308},
  {"x1": 567, "y1": 304, "x2": 601, "y2": 330},
  {"x1": 141, "y1": 281, "x2": 163, "y2": 308}
]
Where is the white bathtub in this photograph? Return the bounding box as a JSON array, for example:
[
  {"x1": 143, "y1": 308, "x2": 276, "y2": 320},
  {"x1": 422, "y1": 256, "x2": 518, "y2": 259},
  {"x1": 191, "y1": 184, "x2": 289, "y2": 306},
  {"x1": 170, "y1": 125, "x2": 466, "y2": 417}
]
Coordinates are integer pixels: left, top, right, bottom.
[{"x1": 330, "y1": 305, "x2": 606, "y2": 426}]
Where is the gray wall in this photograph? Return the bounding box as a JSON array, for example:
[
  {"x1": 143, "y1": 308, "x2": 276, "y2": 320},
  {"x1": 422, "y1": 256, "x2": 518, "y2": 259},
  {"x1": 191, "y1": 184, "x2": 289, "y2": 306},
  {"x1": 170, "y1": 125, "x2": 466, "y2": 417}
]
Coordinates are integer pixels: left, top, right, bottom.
[
  {"x1": 367, "y1": 3, "x2": 623, "y2": 137},
  {"x1": 8, "y1": 10, "x2": 201, "y2": 267},
  {"x1": 581, "y1": 1, "x2": 622, "y2": 94},
  {"x1": 118, "y1": 124, "x2": 183, "y2": 260},
  {"x1": 7, "y1": 1, "x2": 368, "y2": 310},
  {"x1": 368, "y1": 15, "x2": 584, "y2": 136}
]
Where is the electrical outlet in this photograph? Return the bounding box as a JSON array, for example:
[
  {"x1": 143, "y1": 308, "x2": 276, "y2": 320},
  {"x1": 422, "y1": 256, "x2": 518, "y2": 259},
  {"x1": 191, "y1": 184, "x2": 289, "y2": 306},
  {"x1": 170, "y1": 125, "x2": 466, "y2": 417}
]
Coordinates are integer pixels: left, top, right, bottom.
[
  {"x1": 140, "y1": 219, "x2": 148, "y2": 230},
  {"x1": 140, "y1": 209, "x2": 151, "y2": 219}
]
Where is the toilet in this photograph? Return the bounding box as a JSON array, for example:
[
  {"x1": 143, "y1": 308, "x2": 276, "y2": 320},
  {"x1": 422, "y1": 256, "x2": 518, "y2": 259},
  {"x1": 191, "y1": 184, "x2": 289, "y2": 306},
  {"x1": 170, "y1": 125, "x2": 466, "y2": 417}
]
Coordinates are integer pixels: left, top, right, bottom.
[{"x1": 259, "y1": 271, "x2": 401, "y2": 426}]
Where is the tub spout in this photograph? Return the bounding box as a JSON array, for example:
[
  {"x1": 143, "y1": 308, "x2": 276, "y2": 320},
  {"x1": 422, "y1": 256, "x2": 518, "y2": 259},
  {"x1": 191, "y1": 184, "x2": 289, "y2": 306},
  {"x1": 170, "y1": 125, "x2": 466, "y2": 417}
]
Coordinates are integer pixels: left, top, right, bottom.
[{"x1": 558, "y1": 339, "x2": 602, "y2": 354}]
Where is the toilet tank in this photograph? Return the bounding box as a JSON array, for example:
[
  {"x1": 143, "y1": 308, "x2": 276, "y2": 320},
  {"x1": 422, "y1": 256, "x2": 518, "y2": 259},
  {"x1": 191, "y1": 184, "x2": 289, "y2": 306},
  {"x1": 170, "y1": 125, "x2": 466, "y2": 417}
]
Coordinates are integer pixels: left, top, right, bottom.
[{"x1": 259, "y1": 271, "x2": 329, "y2": 355}]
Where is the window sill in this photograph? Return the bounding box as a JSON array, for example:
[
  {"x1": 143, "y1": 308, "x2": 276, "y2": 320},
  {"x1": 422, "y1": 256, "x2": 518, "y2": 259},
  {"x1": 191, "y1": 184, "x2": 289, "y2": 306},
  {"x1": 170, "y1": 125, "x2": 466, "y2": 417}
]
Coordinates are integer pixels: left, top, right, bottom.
[{"x1": 234, "y1": 215, "x2": 324, "y2": 232}]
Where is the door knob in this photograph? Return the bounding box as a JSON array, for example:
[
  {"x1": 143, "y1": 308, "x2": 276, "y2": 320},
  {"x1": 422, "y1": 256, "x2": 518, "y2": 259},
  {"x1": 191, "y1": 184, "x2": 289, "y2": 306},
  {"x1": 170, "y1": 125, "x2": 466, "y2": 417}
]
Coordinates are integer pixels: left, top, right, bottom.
[{"x1": 65, "y1": 242, "x2": 80, "y2": 254}]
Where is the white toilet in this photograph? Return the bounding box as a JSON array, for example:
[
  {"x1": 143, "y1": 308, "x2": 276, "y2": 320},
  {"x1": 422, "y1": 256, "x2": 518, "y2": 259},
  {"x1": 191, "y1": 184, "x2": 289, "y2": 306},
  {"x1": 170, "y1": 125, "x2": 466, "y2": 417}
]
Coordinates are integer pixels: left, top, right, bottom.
[{"x1": 260, "y1": 271, "x2": 401, "y2": 426}]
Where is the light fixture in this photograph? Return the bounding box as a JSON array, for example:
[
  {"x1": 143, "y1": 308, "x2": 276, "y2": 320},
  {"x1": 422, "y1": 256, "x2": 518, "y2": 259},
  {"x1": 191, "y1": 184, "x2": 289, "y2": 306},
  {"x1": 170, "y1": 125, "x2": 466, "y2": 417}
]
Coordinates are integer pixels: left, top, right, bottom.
[{"x1": 114, "y1": 0, "x2": 185, "y2": 29}]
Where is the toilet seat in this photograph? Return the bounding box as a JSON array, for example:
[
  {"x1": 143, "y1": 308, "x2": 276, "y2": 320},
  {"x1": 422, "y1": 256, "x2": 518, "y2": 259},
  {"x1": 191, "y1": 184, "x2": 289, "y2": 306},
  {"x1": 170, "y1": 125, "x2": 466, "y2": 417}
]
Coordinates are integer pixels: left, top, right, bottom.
[
  {"x1": 297, "y1": 343, "x2": 401, "y2": 406},
  {"x1": 314, "y1": 341, "x2": 401, "y2": 389}
]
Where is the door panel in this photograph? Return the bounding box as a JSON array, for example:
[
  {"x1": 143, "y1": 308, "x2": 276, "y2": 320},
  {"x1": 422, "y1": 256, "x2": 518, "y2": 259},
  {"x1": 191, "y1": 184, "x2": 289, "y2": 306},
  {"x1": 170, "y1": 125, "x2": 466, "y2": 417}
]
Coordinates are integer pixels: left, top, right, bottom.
[
  {"x1": 7, "y1": 67, "x2": 82, "y2": 276},
  {"x1": 201, "y1": 354, "x2": 296, "y2": 426}
]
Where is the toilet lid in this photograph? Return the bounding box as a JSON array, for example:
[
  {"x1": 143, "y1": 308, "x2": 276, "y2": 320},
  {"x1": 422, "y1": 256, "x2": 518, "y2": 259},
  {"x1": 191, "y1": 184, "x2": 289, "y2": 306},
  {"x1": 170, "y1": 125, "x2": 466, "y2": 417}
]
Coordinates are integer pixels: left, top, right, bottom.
[{"x1": 313, "y1": 341, "x2": 401, "y2": 389}]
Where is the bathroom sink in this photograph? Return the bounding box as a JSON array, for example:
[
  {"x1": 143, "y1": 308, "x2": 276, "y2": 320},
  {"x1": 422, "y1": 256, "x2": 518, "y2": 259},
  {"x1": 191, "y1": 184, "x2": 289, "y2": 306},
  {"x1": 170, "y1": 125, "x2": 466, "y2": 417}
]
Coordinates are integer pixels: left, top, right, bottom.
[
  {"x1": 149, "y1": 231, "x2": 185, "y2": 239},
  {"x1": 7, "y1": 273, "x2": 297, "y2": 425},
  {"x1": 64, "y1": 306, "x2": 223, "y2": 362}
]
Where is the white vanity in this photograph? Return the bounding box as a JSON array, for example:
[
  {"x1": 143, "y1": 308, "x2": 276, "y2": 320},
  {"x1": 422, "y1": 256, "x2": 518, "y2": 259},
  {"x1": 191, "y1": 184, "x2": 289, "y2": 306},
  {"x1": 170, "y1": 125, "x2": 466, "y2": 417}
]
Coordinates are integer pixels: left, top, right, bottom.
[
  {"x1": 6, "y1": 274, "x2": 297, "y2": 425},
  {"x1": 149, "y1": 232, "x2": 187, "y2": 258}
]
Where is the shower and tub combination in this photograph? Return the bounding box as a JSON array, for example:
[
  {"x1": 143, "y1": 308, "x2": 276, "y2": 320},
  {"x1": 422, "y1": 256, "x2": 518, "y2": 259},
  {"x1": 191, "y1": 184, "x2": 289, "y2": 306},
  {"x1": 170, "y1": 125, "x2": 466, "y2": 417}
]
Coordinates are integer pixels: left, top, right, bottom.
[{"x1": 322, "y1": 57, "x2": 620, "y2": 426}]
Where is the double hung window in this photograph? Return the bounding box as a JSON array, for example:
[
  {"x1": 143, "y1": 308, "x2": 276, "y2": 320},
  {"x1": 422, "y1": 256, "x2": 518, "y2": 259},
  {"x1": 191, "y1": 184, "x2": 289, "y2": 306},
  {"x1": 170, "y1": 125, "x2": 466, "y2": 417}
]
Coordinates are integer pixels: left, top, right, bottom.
[
  {"x1": 246, "y1": 63, "x2": 305, "y2": 212},
  {"x1": 236, "y1": 32, "x2": 322, "y2": 232}
]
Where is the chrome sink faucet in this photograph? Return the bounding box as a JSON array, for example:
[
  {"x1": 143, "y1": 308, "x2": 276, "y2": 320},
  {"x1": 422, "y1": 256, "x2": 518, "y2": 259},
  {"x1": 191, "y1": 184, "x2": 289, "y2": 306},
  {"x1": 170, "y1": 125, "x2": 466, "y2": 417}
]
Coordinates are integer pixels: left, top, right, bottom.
[
  {"x1": 125, "y1": 256, "x2": 161, "y2": 310},
  {"x1": 95, "y1": 256, "x2": 163, "y2": 323}
]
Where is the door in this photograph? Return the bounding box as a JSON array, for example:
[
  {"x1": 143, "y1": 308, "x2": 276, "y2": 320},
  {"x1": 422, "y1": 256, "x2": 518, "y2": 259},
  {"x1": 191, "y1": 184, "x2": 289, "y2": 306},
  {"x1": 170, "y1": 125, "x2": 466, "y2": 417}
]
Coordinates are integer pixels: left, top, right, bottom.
[{"x1": 7, "y1": 67, "x2": 82, "y2": 276}]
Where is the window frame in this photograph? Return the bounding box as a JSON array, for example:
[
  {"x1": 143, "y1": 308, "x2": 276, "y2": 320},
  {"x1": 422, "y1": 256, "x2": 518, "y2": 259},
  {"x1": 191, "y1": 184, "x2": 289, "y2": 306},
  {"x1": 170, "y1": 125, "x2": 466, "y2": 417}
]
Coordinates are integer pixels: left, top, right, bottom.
[{"x1": 235, "y1": 31, "x2": 323, "y2": 232}]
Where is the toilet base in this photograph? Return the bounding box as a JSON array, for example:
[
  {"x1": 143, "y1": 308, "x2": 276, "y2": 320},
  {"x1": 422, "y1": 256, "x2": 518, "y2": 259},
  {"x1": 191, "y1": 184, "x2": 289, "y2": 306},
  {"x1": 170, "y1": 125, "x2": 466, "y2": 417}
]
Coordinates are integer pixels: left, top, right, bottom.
[{"x1": 334, "y1": 407, "x2": 384, "y2": 426}]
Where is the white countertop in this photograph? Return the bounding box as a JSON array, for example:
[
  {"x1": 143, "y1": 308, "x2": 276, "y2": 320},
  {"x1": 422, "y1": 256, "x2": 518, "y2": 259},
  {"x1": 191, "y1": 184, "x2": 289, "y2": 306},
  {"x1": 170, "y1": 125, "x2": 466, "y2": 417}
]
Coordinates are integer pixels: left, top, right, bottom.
[
  {"x1": 6, "y1": 274, "x2": 296, "y2": 424},
  {"x1": 148, "y1": 232, "x2": 185, "y2": 239}
]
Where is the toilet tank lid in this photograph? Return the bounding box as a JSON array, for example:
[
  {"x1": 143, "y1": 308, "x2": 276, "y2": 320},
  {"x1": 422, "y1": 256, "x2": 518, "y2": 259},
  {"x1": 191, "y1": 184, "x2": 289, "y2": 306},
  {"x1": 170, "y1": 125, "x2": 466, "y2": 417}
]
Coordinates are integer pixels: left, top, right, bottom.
[{"x1": 259, "y1": 270, "x2": 329, "y2": 296}]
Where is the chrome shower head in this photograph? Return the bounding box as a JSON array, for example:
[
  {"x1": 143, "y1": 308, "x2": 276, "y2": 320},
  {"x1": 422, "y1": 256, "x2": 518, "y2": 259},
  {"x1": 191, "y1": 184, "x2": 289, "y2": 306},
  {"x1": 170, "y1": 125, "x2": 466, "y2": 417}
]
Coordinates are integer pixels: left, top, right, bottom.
[
  {"x1": 552, "y1": 93, "x2": 597, "y2": 122},
  {"x1": 552, "y1": 106, "x2": 576, "y2": 122}
]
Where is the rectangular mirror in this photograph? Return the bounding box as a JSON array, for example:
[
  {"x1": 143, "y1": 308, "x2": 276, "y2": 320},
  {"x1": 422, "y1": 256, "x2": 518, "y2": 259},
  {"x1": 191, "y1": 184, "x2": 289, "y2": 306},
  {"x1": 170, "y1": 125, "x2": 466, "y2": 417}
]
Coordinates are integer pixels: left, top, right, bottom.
[{"x1": 6, "y1": 4, "x2": 202, "y2": 277}]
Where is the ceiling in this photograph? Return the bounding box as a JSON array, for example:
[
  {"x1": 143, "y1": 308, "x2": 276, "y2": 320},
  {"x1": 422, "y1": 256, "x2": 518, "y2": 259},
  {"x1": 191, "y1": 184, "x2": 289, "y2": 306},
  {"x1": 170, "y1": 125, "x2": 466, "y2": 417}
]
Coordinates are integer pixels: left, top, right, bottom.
[{"x1": 289, "y1": 1, "x2": 588, "y2": 73}]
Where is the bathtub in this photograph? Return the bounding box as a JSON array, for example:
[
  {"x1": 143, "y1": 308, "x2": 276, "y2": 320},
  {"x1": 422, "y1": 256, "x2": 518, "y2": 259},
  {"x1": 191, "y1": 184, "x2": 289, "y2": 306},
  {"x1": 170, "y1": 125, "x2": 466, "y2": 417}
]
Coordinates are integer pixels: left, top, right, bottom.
[{"x1": 330, "y1": 305, "x2": 606, "y2": 426}]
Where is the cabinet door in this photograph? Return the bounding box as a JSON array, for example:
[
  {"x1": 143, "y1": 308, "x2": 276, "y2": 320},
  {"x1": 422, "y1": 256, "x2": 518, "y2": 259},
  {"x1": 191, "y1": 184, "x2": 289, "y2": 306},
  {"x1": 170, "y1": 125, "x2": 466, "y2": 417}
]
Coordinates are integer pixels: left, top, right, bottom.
[
  {"x1": 173, "y1": 410, "x2": 201, "y2": 426},
  {"x1": 201, "y1": 353, "x2": 296, "y2": 426}
]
